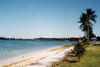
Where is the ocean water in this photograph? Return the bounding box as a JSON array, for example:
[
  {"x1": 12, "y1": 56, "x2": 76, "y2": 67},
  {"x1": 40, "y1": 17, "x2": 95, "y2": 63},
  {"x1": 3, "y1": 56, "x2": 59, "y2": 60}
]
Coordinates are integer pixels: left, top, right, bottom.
[{"x1": 0, "y1": 40, "x2": 74, "y2": 60}]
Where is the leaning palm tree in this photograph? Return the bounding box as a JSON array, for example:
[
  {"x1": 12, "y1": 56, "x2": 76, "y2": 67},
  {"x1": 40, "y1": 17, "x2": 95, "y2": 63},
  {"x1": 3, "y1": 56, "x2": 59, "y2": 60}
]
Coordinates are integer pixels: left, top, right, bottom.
[{"x1": 78, "y1": 9, "x2": 97, "y2": 41}]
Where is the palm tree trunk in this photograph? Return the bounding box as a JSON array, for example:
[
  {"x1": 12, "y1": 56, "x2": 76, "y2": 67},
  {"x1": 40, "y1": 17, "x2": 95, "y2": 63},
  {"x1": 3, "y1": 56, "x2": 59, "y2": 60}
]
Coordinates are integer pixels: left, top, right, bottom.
[
  {"x1": 88, "y1": 26, "x2": 89, "y2": 41},
  {"x1": 86, "y1": 26, "x2": 89, "y2": 41},
  {"x1": 86, "y1": 31, "x2": 88, "y2": 40}
]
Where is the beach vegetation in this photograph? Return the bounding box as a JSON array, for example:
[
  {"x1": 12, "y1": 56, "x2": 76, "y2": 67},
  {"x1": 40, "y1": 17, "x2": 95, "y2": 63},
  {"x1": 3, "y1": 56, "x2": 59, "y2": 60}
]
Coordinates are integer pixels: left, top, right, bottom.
[
  {"x1": 73, "y1": 39, "x2": 86, "y2": 62},
  {"x1": 51, "y1": 8, "x2": 98, "y2": 67},
  {"x1": 51, "y1": 45, "x2": 100, "y2": 67}
]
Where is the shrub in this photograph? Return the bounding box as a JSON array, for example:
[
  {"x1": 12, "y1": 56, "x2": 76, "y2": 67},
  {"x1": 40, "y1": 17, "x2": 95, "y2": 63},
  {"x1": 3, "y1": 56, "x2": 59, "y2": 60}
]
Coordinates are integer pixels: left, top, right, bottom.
[{"x1": 74, "y1": 39, "x2": 86, "y2": 62}]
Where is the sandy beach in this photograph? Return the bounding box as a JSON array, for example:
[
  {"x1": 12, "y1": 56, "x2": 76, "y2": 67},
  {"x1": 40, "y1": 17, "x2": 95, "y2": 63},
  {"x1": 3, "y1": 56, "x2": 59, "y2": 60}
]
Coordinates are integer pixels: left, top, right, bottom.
[{"x1": 0, "y1": 46, "x2": 73, "y2": 67}]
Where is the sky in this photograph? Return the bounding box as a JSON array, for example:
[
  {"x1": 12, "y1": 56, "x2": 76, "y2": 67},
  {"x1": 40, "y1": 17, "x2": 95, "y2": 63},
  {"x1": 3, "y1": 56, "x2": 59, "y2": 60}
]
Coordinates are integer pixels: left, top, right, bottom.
[{"x1": 0, "y1": 0, "x2": 100, "y2": 38}]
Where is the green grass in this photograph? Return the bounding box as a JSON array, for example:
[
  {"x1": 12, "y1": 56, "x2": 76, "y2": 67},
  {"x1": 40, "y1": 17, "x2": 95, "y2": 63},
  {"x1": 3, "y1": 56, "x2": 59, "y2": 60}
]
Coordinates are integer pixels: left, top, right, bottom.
[
  {"x1": 51, "y1": 46, "x2": 100, "y2": 67},
  {"x1": 49, "y1": 45, "x2": 73, "y2": 51}
]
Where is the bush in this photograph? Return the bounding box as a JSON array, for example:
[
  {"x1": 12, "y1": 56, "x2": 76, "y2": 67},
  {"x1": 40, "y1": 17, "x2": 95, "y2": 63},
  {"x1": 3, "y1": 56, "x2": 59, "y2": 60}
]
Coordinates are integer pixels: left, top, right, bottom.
[{"x1": 74, "y1": 39, "x2": 86, "y2": 62}]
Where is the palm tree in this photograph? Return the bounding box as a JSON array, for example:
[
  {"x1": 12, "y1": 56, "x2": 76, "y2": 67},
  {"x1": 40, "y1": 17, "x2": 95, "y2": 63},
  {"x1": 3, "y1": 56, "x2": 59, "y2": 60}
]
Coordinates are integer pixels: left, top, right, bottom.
[{"x1": 78, "y1": 9, "x2": 97, "y2": 41}]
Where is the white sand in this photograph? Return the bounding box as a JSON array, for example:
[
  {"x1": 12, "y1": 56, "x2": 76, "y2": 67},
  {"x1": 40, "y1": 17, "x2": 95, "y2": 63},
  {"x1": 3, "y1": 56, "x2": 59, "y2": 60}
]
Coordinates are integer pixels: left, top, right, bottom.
[
  {"x1": 0, "y1": 46, "x2": 74, "y2": 67},
  {"x1": 26, "y1": 47, "x2": 74, "y2": 67}
]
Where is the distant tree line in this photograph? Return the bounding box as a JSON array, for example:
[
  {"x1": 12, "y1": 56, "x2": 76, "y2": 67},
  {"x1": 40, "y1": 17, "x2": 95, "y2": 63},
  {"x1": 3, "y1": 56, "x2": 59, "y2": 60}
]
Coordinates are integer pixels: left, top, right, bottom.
[
  {"x1": 35, "y1": 37, "x2": 79, "y2": 41},
  {"x1": 0, "y1": 36, "x2": 100, "y2": 41},
  {"x1": 0, "y1": 37, "x2": 9, "y2": 40},
  {"x1": 0, "y1": 37, "x2": 79, "y2": 41},
  {"x1": 0, "y1": 37, "x2": 35, "y2": 40}
]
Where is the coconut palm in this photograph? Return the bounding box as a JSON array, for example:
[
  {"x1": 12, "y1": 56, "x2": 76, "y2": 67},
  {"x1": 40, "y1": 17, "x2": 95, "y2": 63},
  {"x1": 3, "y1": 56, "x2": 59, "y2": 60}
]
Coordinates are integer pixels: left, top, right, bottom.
[{"x1": 78, "y1": 9, "x2": 97, "y2": 40}]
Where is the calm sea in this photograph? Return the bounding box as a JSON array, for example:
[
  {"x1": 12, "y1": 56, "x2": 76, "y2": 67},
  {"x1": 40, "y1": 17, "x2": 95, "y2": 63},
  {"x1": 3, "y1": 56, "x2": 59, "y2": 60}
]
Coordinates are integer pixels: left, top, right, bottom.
[{"x1": 0, "y1": 40, "x2": 74, "y2": 60}]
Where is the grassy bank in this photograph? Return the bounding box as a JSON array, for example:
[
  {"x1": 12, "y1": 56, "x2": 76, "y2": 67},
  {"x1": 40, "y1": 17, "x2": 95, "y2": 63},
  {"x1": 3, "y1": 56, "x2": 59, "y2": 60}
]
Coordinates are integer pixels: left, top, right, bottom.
[
  {"x1": 51, "y1": 45, "x2": 100, "y2": 67},
  {"x1": 50, "y1": 45, "x2": 73, "y2": 51}
]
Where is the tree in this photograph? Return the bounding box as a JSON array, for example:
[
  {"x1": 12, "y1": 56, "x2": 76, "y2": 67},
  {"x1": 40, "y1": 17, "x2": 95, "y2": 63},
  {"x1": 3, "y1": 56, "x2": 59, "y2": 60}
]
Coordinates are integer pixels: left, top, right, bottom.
[{"x1": 78, "y1": 9, "x2": 97, "y2": 41}]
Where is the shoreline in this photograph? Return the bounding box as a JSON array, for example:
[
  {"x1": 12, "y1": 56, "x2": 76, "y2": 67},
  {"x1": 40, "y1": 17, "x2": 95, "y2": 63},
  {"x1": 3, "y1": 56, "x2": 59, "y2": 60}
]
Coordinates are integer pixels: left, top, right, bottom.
[{"x1": 0, "y1": 45, "x2": 73, "y2": 67}]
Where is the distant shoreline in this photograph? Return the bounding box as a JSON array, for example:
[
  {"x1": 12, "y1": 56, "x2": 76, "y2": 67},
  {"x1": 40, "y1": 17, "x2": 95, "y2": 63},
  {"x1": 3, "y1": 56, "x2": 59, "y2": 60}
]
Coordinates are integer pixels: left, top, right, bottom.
[{"x1": 0, "y1": 37, "x2": 79, "y2": 41}]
